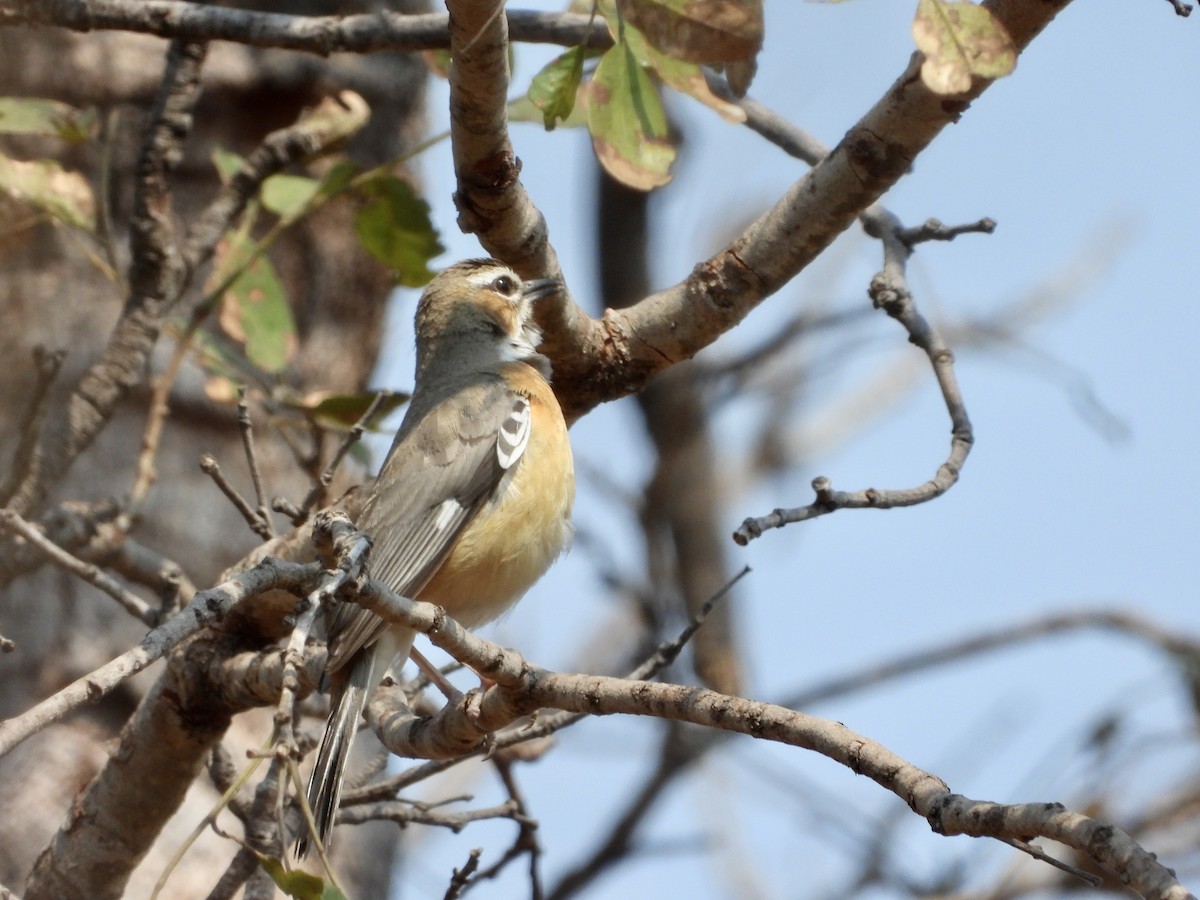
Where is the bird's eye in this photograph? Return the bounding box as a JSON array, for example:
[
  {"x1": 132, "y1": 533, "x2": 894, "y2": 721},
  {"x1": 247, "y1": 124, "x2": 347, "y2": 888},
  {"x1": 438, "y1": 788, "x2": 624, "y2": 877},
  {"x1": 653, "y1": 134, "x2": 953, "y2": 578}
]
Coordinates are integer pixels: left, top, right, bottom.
[{"x1": 491, "y1": 275, "x2": 516, "y2": 296}]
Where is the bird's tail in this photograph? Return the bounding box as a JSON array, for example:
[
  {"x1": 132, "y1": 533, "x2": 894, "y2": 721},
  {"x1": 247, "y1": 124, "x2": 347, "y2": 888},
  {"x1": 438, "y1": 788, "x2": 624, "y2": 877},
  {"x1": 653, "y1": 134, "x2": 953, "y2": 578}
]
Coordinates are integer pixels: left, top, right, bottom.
[{"x1": 295, "y1": 646, "x2": 376, "y2": 859}]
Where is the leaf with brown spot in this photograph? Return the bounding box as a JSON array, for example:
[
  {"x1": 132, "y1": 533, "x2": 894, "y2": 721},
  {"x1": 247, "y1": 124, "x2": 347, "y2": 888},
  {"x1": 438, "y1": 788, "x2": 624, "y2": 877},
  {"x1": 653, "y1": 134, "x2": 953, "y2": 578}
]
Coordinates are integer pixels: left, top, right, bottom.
[
  {"x1": 912, "y1": 0, "x2": 1016, "y2": 95},
  {"x1": 585, "y1": 41, "x2": 676, "y2": 191}
]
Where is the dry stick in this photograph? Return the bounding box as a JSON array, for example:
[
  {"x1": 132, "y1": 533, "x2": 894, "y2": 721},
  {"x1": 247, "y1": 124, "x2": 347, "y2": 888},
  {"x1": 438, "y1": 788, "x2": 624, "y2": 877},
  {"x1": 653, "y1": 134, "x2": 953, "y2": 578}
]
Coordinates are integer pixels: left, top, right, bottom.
[
  {"x1": 727, "y1": 91, "x2": 980, "y2": 543},
  {"x1": 294, "y1": 389, "x2": 395, "y2": 522},
  {"x1": 200, "y1": 454, "x2": 269, "y2": 538},
  {"x1": 0, "y1": 556, "x2": 319, "y2": 759},
  {"x1": 350, "y1": 567, "x2": 747, "y2": 809},
  {"x1": 444, "y1": 849, "x2": 483, "y2": 900},
  {"x1": 129, "y1": 321, "x2": 197, "y2": 509},
  {"x1": 236, "y1": 387, "x2": 275, "y2": 538},
  {"x1": 0, "y1": 508, "x2": 156, "y2": 625},
  {"x1": 469, "y1": 758, "x2": 544, "y2": 895}
]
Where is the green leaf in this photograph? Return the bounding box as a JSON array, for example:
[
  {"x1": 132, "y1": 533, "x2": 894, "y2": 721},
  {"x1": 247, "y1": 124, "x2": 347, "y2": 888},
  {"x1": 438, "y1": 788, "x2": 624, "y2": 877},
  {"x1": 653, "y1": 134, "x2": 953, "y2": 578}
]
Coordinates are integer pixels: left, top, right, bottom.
[
  {"x1": 260, "y1": 856, "x2": 347, "y2": 900},
  {"x1": 315, "y1": 160, "x2": 360, "y2": 199},
  {"x1": 0, "y1": 97, "x2": 97, "y2": 142},
  {"x1": 912, "y1": 0, "x2": 1016, "y2": 95},
  {"x1": 353, "y1": 176, "x2": 444, "y2": 287},
  {"x1": 212, "y1": 148, "x2": 245, "y2": 184},
  {"x1": 615, "y1": 0, "x2": 763, "y2": 66},
  {"x1": 0, "y1": 154, "x2": 95, "y2": 230},
  {"x1": 527, "y1": 47, "x2": 587, "y2": 130},
  {"x1": 261, "y1": 173, "x2": 321, "y2": 218},
  {"x1": 509, "y1": 95, "x2": 588, "y2": 129},
  {"x1": 586, "y1": 41, "x2": 676, "y2": 190},
  {"x1": 214, "y1": 233, "x2": 296, "y2": 374}
]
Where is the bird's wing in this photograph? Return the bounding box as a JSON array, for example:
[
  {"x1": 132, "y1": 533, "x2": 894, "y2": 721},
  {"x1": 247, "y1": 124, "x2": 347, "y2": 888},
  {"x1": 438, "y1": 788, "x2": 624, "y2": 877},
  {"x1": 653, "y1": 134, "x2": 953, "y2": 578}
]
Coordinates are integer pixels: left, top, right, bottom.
[{"x1": 324, "y1": 377, "x2": 531, "y2": 674}]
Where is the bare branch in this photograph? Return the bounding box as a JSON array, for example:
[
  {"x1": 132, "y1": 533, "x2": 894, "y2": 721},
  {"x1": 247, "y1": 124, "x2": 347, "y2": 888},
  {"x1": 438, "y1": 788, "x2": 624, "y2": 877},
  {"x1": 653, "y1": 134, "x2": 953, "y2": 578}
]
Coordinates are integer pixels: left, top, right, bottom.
[
  {"x1": 199, "y1": 453, "x2": 270, "y2": 539},
  {"x1": 543, "y1": 0, "x2": 1074, "y2": 422},
  {"x1": 0, "y1": 346, "x2": 64, "y2": 507},
  {"x1": 236, "y1": 389, "x2": 275, "y2": 539},
  {"x1": 0, "y1": 508, "x2": 156, "y2": 625},
  {"x1": 0, "y1": 3, "x2": 609, "y2": 54},
  {"x1": 734, "y1": 206, "x2": 976, "y2": 542},
  {"x1": 295, "y1": 389, "x2": 395, "y2": 522},
  {"x1": 348, "y1": 572, "x2": 1192, "y2": 898}
]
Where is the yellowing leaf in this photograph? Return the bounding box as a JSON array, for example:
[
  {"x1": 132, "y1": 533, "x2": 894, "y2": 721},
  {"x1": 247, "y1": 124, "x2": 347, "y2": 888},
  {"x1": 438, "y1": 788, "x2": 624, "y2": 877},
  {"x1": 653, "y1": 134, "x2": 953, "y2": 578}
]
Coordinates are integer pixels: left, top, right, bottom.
[
  {"x1": 586, "y1": 42, "x2": 676, "y2": 191},
  {"x1": 0, "y1": 97, "x2": 96, "y2": 142},
  {"x1": 0, "y1": 154, "x2": 95, "y2": 230},
  {"x1": 212, "y1": 233, "x2": 296, "y2": 374},
  {"x1": 912, "y1": 0, "x2": 1016, "y2": 95},
  {"x1": 353, "y1": 176, "x2": 444, "y2": 287},
  {"x1": 527, "y1": 46, "x2": 587, "y2": 131},
  {"x1": 616, "y1": 0, "x2": 763, "y2": 66}
]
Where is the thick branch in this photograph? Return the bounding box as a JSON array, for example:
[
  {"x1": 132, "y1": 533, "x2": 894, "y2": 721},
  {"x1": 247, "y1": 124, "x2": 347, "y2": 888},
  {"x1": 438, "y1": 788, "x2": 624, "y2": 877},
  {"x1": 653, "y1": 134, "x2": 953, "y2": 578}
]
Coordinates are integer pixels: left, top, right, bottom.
[
  {"x1": 446, "y1": 0, "x2": 565, "y2": 282},
  {"x1": 545, "y1": 0, "x2": 1073, "y2": 421}
]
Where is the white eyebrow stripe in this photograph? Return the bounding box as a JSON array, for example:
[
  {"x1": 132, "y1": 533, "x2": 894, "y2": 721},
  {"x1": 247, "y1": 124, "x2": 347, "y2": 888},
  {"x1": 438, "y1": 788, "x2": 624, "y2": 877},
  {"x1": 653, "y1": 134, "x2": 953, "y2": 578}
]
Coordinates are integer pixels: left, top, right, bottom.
[{"x1": 466, "y1": 267, "x2": 518, "y2": 290}]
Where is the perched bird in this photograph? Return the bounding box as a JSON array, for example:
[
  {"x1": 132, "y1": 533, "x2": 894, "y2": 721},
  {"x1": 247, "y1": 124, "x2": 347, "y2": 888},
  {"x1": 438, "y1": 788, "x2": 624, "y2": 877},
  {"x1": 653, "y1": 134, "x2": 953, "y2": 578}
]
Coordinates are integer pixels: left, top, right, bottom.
[{"x1": 298, "y1": 258, "x2": 575, "y2": 856}]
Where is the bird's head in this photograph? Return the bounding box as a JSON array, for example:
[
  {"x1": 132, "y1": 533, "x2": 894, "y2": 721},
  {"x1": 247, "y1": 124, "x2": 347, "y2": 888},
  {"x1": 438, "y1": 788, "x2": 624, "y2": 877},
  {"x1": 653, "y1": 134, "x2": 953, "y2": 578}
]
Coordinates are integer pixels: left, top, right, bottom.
[{"x1": 414, "y1": 259, "x2": 560, "y2": 376}]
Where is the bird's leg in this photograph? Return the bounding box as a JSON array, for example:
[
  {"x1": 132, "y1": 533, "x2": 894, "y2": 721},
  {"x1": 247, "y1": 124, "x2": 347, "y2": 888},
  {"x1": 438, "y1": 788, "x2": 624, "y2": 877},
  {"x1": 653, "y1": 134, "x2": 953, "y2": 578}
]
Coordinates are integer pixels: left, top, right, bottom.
[{"x1": 408, "y1": 646, "x2": 463, "y2": 702}]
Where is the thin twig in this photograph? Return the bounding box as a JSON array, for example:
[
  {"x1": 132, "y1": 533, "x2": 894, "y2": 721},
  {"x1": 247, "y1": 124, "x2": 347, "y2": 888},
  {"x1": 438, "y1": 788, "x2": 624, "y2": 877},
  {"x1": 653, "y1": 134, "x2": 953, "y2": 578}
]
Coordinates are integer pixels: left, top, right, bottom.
[
  {"x1": 733, "y1": 196, "x2": 980, "y2": 542},
  {"x1": 237, "y1": 388, "x2": 275, "y2": 538},
  {"x1": 295, "y1": 389, "x2": 394, "y2": 522},
  {"x1": 0, "y1": 508, "x2": 156, "y2": 625},
  {"x1": 199, "y1": 453, "x2": 272, "y2": 539},
  {"x1": 1000, "y1": 837, "x2": 1103, "y2": 888},
  {"x1": 0, "y1": 346, "x2": 64, "y2": 507}
]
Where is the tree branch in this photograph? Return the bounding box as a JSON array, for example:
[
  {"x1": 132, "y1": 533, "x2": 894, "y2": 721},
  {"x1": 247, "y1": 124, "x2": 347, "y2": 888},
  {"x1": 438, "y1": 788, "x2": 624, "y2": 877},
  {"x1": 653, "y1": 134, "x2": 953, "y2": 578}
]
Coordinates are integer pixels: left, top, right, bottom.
[
  {"x1": 340, "y1": 574, "x2": 1194, "y2": 900},
  {"x1": 542, "y1": 0, "x2": 1074, "y2": 422},
  {"x1": 0, "y1": 2, "x2": 609, "y2": 53},
  {"x1": 2, "y1": 38, "x2": 205, "y2": 525},
  {"x1": 0, "y1": 557, "x2": 318, "y2": 759}
]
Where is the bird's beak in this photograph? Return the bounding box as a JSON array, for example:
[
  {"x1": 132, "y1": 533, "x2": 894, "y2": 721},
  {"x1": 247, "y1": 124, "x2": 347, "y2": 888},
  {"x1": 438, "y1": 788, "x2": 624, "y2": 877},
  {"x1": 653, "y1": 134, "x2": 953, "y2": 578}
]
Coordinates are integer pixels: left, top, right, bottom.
[{"x1": 522, "y1": 278, "x2": 560, "y2": 303}]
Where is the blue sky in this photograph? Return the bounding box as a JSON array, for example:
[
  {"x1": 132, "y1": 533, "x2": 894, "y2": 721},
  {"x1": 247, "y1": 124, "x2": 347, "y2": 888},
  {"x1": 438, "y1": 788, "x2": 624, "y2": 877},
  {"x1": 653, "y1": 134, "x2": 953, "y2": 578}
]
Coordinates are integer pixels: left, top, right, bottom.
[{"x1": 371, "y1": 2, "x2": 1200, "y2": 897}]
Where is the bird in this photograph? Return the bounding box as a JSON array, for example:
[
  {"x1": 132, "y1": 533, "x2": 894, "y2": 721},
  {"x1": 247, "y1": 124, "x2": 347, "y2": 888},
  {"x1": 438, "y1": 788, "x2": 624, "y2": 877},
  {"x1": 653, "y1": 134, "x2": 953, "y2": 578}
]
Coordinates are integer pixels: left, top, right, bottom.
[{"x1": 297, "y1": 258, "x2": 575, "y2": 857}]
